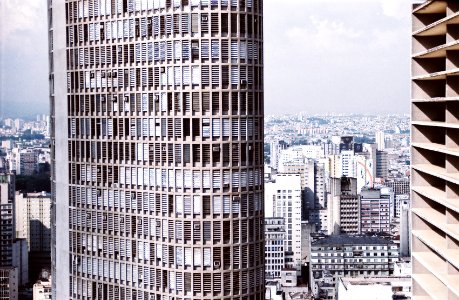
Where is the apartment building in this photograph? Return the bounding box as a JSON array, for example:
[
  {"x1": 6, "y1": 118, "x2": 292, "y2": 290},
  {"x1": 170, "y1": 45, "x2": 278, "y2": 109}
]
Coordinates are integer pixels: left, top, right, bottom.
[
  {"x1": 265, "y1": 174, "x2": 302, "y2": 272},
  {"x1": 49, "y1": 0, "x2": 265, "y2": 298},
  {"x1": 309, "y1": 235, "x2": 399, "y2": 300},
  {"x1": 264, "y1": 218, "x2": 285, "y2": 281},
  {"x1": 359, "y1": 187, "x2": 393, "y2": 234}
]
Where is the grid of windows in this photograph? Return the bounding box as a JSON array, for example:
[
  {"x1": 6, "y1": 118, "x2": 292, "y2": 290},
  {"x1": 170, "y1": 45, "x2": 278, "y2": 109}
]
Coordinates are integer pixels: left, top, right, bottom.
[{"x1": 52, "y1": 0, "x2": 265, "y2": 299}]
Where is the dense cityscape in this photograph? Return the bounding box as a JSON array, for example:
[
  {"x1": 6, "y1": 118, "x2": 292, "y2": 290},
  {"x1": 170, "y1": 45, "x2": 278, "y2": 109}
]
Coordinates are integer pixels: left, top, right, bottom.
[
  {"x1": 0, "y1": 112, "x2": 412, "y2": 299},
  {"x1": 1, "y1": 0, "x2": 457, "y2": 300}
]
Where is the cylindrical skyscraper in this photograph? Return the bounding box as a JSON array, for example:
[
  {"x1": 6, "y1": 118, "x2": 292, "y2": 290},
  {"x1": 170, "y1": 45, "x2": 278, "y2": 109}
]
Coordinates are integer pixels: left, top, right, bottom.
[{"x1": 49, "y1": 0, "x2": 264, "y2": 299}]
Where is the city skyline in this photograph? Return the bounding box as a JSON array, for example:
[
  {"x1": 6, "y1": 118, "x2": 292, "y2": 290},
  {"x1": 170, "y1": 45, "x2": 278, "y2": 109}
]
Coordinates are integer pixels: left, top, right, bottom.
[{"x1": 1, "y1": 0, "x2": 412, "y2": 117}]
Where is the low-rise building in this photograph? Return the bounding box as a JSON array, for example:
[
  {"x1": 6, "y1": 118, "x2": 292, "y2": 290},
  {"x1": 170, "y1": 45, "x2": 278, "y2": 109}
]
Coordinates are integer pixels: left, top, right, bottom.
[
  {"x1": 33, "y1": 277, "x2": 52, "y2": 300},
  {"x1": 309, "y1": 235, "x2": 399, "y2": 299},
  {"x1": 337, "y1": 277, "x2": 411, "y2": 300}
]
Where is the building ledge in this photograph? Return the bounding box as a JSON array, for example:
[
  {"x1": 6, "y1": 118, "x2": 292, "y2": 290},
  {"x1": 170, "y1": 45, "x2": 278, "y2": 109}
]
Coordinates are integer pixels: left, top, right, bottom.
[
  {"x1": 413, "y1": 0, "x2": 447, "y2": 14},
  {"x1": 412, "y1": 229, "x2": 459, "y2": 270},
  {"x1": 412, "y1": 120, "x2": 459, "y2": 129},
  {"x1": 412, "y1": 185, "x2": 459, "y2": 215},
  {"x1": 412, "y1": 207, "x2": 459, "y2": 242},
  {"x1": 412, "y1": 142, "x2": 459, "y2": 159},
  {"x1": 412, "y1": 96, "x2": 459, "y2": 102},
  {"x1": 412, "y1": 163, "x2": 459, "y2": 187},
  {"x1": 413, "y1": 11, "x2": 459, "y2": 37},
  {"x1": 413, "y1": 40, "x2": 459, "y2": 59},
  {"x1": 412, "y1": 273, "x2": 447, "y2": 300},
  {"x1": 412, "y1": 67, "x2": 459, "y2": 81},
  {"x1": 412, "y1": 251, "x2": 459, "y2": 297}
]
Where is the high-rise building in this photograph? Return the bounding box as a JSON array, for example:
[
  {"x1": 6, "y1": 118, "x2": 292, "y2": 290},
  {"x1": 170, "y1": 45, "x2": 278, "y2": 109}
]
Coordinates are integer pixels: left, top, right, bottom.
[
  {"x1": 264, "y1": 217, "x2": 285, "y2": 281},
  {"x1": 385, "y1": 178, "x2": 410, "y2": 197},
  {"x1": 0, "y1": 174, "x2": 15, "y2": 267},
  {"x1": 0, "y1": 173, "x2": 18, "y2": 300},
  {"x1": 328, "y1": 177, "x2": 359, "y2": 235},
  {"x1": 412, "y1": 1, "x2": 459, "y2": 298},
  {"x1": 359, "y1": 187, "x2": 393, "y2": 234},
  {"x1": 264, "y1": 174, "x2": 302, "y2": 272},
  {"x1": 375, "y1": 150, "x2": 388, "y2": 180},
  {"x1": 15, "y1": 192, "x2": 52, "y2": 280},
  {"x1": 0, "y1": 267, "x2": 18, "y2": 300},
  {"x1": 49, "y1": 0, "x2": 265, "y2": 299},
  {"x1": 375, "y1": 131, "x2": 385, "y2": 151}
]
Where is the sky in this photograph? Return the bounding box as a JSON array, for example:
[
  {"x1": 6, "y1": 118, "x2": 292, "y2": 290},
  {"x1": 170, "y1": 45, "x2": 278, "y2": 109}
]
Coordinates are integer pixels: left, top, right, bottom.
[{"x1": 0, "y1": 0, "x2": 412, "y2": 118}]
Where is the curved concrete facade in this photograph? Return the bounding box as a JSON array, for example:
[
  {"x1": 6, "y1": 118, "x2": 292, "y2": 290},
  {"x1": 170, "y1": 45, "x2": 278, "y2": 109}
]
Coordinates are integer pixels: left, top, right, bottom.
[{"x1": 50, "y1": 0, "x2": 265, "y2": 299}]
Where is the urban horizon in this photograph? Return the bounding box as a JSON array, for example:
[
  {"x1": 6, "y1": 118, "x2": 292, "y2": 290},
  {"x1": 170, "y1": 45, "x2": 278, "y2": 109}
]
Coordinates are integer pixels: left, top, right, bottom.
[{"x1": 2, "y1": 1, "x2": 454, "y2": 300}]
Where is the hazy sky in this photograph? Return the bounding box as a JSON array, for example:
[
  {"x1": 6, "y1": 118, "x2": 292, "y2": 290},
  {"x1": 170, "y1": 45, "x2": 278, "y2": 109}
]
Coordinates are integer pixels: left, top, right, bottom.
[{"x1": 0, "y1": 0, "x2": 412, "y2": 117}]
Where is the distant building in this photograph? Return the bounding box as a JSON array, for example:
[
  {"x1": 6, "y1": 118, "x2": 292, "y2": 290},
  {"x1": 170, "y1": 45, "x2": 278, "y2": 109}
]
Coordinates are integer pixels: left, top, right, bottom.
[
  {"x1": 0, "y1": 173, "x2": 23, "y2": 299},
  {"x1": 309, "y1": 235, "x2": 399, "y2": 300},
  {"x1": 0, "y1": 174, "x2": 15, "y2": 267},
  {"x1": 332, "y1": 177, "x2": 360, "y2": 235},
  {"x1": 15, "y1": 192, "x2": 52, "y2": 280},
  {"x1": 265, "y1": 218, "x2": 286, "y2": 281},
  {"x1": 375, "y1": 150, "x2": 388, "y2": 179},
  {"x1": 326, "y1": 155, "x2": 342, "y2": 179},
  {"x1": 13, "y1": 119, "x2": 24, "y2": 132},
  {"x1": 33, "y1": 270, "x2": 52, "y2": 300},
  {"x1": 362, "y1": 143, "x2": 378, "y2": 180},
  {"x1": 0, "y1": 267, "x2": 18, "y2": 300},
  {"x1": 308, "y1": 162, "x2": 329, "y2": 233},
  {"x1": 3, "y1": 118, "x2": 14, "y2": 128},
  {"x1": 7, "y1": 148, "x2": 40, "y2": 176},
  {"x1": 265, "y1": 174, "x2": 303, "y2": 272},
  {"x1": 12, "y1": 239, "x2": 28, "y2": 287},
  {"x1": 279, "y1": 158, "x2": 315, "y2": 215},
  {"x1": 280, "y1": 269, "x2": 297, "y2": 287},
  {"x1": 385, "y1": 178, "x2": 410, "y2": 196},
  {"x1": 360, "y1": 187, "x2": 393, "y2": 234},
  {"x1": 340, "y1": 150, "x2": 355, "y2": 177},
  {"x1": 18, "y1": 149, "x2": 39, "y2": 175},
  {"x1": 375, "y1": 131, "x2": 385, "y2": 150},
  {"x1": 339, "y1": 136, "x2": 354, "y2": 152},
  {"x1": 399, "y1": 200, "x2": 411, "y2": 258},
  {"x1": 395, "y1": 194, "x2": 410, "y2": 219},
  {"x1": 270, "y1": 140, "x2": 288, "y2": 170}
]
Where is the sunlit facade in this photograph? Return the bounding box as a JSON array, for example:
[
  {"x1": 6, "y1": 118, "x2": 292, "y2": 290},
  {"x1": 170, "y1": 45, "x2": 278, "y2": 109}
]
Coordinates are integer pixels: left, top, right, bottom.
[
  {"x1": 412, "y1": 1, "x2": 459, "y2": 298},
  {"x1": 49, "y1": 0, "x2": 265, "y2": 299}
]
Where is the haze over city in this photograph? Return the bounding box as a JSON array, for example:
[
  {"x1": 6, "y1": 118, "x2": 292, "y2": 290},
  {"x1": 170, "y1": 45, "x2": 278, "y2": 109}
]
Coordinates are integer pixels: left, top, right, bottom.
[
  {"x1": 2, "y1": 0, "x2": 458, "y2": 299},
  {"x1": 0, "y1": 0, "x2": 412, "y2": 117}
]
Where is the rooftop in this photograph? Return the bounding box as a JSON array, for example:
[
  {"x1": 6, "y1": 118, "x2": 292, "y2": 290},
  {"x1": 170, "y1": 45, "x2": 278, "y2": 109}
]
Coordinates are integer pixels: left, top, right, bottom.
[
  {"x1": 339, "y1": 276, "x2": 411, "y2": 287},
  {"x1": 311, "y1": 235, "x2": 395, "y2": 246}
]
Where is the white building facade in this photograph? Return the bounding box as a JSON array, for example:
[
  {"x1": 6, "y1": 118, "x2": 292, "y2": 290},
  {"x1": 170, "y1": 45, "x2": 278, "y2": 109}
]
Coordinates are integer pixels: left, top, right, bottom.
[
  {"x1": 49, "y1": 0, "x2": 265, "y2": 299},
  {"x1": 265, "y1": 175, "x2": 302, "y2": 272}
]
